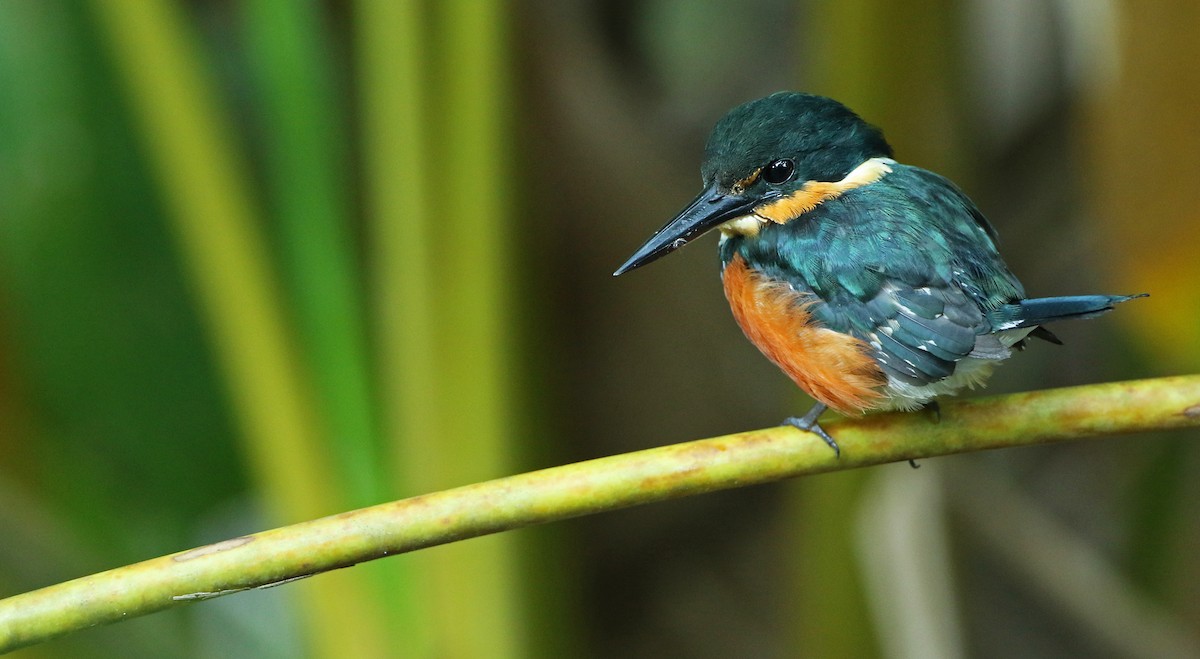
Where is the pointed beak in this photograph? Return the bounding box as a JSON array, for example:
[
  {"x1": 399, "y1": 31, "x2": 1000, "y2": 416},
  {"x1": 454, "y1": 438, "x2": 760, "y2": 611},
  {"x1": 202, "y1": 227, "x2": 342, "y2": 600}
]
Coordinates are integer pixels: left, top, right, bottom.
[{"x1": 613, "y1": 182, "x2": 767, "y2": 276}]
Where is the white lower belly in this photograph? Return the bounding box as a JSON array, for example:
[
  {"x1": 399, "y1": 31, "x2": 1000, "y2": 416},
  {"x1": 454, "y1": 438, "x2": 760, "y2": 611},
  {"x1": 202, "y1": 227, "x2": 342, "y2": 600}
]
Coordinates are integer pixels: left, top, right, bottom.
[{"x1": 875, "y1": 357, "x2": 1002, "y2": 411}]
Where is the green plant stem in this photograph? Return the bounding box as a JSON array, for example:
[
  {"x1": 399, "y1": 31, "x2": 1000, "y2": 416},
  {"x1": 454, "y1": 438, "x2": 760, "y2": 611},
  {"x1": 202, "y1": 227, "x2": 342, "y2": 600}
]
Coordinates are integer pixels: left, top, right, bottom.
[
  {"x1": 241, "y1": 0, "x2": 383, "y2": 509},
  {"x1": 87, "y1": 1, "x2": 387, "y2": 655},
  {"x1": 2, "y1": 375, "x2": 1199, "y2": 653},
  {"x1": 427, "y1": 1, "x2": 523, "y2": 656},
  {"x1": 87, "y1": 0, "x2": 336, "y2": 524},
  {"x1": 356, "y1": 0, "x2": 438, "y2": 654}
]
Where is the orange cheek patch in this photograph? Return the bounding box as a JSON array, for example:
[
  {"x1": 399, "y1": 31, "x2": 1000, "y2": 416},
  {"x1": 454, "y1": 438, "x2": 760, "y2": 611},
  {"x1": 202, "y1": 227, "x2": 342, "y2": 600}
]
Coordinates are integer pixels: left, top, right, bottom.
[
  {"x1": 722, "y1": 255, "x2": 886, "y2": 415},
  {"x1": 753, "y1": 182, "x2": 844, "y2": 224},
  {"x1": 753, "y1": 156, "x2": 894, "y2": 224}
]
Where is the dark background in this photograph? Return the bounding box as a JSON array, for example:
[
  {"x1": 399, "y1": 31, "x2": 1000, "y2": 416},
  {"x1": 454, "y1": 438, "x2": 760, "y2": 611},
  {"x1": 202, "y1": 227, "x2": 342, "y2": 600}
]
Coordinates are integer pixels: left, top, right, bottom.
[{"x1": 1, "y1": 1, "x2": 1197, "y2": 657}]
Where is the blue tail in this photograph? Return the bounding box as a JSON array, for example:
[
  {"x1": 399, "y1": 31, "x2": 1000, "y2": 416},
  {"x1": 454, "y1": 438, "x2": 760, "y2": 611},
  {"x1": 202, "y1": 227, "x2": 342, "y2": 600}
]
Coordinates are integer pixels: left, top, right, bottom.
[{"x1": 988, "y1": 293, "x2": 1147, "y2": 330}]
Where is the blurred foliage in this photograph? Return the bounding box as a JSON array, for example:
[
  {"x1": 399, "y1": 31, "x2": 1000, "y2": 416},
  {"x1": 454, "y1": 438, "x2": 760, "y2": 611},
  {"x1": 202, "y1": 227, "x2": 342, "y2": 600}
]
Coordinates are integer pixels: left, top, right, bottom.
[{"x1": 0, "y1": 0, "x2": 1196, "y2": 657}]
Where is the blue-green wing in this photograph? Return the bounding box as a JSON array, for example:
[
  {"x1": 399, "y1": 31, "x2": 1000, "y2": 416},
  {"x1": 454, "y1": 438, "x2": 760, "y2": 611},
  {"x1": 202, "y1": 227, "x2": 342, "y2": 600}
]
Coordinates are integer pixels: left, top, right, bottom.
[{"x1": 725, "y1": 164, "x2": 1025, "y2": 385}]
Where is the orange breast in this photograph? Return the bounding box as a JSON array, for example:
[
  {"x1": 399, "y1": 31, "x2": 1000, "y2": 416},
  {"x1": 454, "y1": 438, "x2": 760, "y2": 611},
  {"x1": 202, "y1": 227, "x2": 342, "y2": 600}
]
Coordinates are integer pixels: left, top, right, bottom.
[{"x1": 722, "y1": 254, "x2": 886, "y2": 415}]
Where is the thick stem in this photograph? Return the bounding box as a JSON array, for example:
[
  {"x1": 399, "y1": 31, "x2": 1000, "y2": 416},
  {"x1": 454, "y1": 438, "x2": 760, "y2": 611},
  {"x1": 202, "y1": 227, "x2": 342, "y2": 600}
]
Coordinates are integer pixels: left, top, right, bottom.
[{"x1": 2, "y1": 375, "x2": 1199, "y2": 653}]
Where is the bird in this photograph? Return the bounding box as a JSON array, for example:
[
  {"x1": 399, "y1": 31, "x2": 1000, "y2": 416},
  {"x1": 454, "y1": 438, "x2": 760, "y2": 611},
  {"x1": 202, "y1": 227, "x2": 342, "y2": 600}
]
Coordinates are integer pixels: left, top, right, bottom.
[{"x1": 613, "y1": 91, "x2": 1144, "y2": 456}]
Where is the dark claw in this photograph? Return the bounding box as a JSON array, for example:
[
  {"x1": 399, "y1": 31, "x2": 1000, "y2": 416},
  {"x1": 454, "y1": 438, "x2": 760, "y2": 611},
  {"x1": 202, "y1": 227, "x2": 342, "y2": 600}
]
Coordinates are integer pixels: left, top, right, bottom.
[
  {"x1": 922, "y1": 400, "x2": 941, "y2": 423},
  {"x1": 782, "y1": 402, "x2": 839, "y2": 457},
  {"x1": 907, "y1": 401, "x2": 939, "y2": 467},
  {"x1": 902, "y1": 398, "x2": 940, "y2": 465}
]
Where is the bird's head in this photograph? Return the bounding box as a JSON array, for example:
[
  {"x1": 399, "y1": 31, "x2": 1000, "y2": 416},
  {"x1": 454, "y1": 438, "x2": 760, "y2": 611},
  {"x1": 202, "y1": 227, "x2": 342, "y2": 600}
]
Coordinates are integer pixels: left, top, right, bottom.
[{"x1": 614, "y1": 92, "x2": 893, "y2": 276}]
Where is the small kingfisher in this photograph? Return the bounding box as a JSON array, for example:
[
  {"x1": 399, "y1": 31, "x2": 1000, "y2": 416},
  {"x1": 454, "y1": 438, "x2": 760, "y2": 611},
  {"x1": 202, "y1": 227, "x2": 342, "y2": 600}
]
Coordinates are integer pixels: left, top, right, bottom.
[{"x1": 614, "y1": 91, "x2": 1144, "y2": 456}]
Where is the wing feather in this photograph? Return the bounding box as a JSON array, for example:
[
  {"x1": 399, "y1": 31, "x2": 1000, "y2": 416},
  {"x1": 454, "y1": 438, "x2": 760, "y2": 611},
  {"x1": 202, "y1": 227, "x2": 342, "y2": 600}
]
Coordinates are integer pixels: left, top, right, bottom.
[{"x1": 720, "y1": 162, "x2": 1027, "y2": 388}]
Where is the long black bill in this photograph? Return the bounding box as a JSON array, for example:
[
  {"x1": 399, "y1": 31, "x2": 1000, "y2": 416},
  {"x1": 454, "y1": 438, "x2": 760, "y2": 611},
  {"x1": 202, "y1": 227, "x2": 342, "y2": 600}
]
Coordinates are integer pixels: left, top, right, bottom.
[{"x1": 613, "y1": 182, "x2": 765, "y2": 276}]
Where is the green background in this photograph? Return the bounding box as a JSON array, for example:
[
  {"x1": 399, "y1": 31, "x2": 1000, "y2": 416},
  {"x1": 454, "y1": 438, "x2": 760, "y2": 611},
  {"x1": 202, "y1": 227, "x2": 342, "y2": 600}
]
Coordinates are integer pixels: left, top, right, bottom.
[{"x1": 0, "y1": 1, "x2": 1196, "y2": 657}]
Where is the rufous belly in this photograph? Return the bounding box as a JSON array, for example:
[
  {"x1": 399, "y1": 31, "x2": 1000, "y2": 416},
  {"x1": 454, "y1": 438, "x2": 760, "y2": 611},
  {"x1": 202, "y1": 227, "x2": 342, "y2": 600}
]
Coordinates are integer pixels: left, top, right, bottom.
[{"x1": 722, "y1": 254, "x2": 887, "y2": 415}]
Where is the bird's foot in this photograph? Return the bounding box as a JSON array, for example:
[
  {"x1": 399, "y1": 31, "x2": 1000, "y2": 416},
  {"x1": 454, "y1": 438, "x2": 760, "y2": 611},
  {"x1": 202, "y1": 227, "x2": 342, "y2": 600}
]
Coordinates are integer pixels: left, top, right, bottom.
[
  {"x1": 907, "y1": 401, "x2": 941, "y2": 469},
  {"x1": 782, "y1": 403, "x2": 839, "y2": 458},
  {"x1": 922, "y1": 400, "x2": 941, "y2": 423}
]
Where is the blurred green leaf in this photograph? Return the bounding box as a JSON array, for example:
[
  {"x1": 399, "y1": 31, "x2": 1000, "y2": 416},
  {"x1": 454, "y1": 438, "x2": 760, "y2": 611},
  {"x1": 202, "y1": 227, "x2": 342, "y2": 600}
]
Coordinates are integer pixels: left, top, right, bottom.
[{"x1": 241, "y1": 0, "x2": 384, "y2": 509}]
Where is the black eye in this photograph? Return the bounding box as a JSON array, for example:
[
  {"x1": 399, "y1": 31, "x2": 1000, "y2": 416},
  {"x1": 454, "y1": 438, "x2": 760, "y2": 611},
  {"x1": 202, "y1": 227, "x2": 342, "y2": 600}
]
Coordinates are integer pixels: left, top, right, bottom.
[{"x1": 763, "y1": 159, "x2": 795, "y2": 185}]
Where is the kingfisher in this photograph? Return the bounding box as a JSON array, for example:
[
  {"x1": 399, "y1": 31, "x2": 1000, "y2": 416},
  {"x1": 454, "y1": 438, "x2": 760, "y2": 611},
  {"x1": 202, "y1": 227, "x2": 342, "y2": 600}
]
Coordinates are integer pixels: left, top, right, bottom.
[{"x1": 614, "y1": 91, "x2": 1143, "y2": 456}]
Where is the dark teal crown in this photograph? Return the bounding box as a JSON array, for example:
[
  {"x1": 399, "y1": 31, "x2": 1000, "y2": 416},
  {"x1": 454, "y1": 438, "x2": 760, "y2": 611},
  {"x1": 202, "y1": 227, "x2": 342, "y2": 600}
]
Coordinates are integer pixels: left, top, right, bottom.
[{"x1": 701, "y1": 92, "x2": 893, "y2": 189}]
